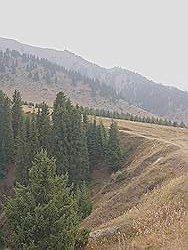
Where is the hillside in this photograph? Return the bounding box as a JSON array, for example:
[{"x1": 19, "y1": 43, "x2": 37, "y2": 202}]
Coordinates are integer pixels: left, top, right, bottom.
[
  {"x1": 83, "y1": 119, "x2": 188, "y2": 249},
  {"x1": 0, "y1": 37, "x2": 188, "y2": 124},
  {"x1": 0, "y1": 48, "x2": 154, "y2": 118},
  {"x1": 0, "y1": 99, "x2": 187, "y2": 249}
]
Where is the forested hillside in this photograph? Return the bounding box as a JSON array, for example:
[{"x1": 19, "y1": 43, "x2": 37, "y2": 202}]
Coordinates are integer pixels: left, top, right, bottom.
[
  {"x1": 0, "y1": 89, "x2": 122, "y2": 249},
  {"x1": 0, "y1": 37, "x2": 188, "y2": 124},
  {"x1": 0, "y1": 49, "x2": 152, "y2": 118}
]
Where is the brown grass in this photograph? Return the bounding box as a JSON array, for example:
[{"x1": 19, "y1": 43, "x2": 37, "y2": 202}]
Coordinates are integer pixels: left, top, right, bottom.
[{"x1": 83, "y1": 118, "x2": 188, "y2": 249}]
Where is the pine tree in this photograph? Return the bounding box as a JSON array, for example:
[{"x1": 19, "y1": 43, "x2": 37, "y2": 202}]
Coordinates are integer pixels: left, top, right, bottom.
[
  {"x1": 27, "y1": 114, "x2": 40, "y2": 164},
  {"x1": 68, "y1": 106, "x2": 89, "y2": 184},
  {"x1": 12, "y1": 90, "x2": 23, "y2": 139},
  {"x1": 106, "y1": 121, "x2": 122, "y2": 172},
  {"x1": 52, "y1": 92, "x2": 69, "y2": 174},
  {"x1": 53, "y1": 91, "x2": 67, "y2": 110},
  {"x1": 15, "y1": 117, "x2": 29, "y2": 184},
  {"x1": 87, "y1": 118, "x2": 99, "y2": 167},
  {"x1": 36, "y1": 102, "x2": 51, "y2": 152},
  {"x1": 75, "y1": 182, "x2": 92, "y2": 220},
  {"x1": 179, "y1": 121, "x2": 186, "y2": 128},
  {"x1": 0, "y1": 91, "x2": 14, "y2": 177},
  {"x1": 15, "y1": 114, "x2": 40, "y2": 185},
  {"x1": 173, "y1": 121, "x2": 178, "y2": 127},
  {"x1": 86, "y1": 119, "x2": 107, "y2": 169},
  {"x1": 52, "y1": 93, "x2": 89, "y2": 185},
  {"x1": 4, "y1": 150, "x2": 82, "y2": 250},
  {"x1": 97, "y1": 120, "x2": 107, "y2": 160}
]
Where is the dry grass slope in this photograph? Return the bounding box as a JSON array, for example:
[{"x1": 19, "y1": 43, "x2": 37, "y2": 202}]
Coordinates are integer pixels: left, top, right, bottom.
[{"x1": 83, "y1": 118, "x2": 188, "y2": 250}]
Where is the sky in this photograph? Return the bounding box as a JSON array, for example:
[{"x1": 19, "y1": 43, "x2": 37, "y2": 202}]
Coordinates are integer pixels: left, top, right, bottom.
[{"x1": 0, "y1": 0, "x2": 187, "y2": 91}]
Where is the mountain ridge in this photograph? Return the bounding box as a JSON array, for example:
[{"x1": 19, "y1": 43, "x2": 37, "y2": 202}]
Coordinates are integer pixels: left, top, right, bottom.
[
  {"x1": 0, "y1": 37, "x2": 186, "y2": 92},
  {"x1": 0, "y1": 37, "x2": 188, "y2": 124},
  {"x1": 0, "y1": 48, "x2": 154, "y2": 119}
]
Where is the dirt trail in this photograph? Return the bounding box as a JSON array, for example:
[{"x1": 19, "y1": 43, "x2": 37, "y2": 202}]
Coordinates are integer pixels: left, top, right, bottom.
[
  {"x1": 118, "y1": 120, "x2": 188, "y2": 167},
  {"x1": 108, "y1": 117, "x2": 188, "y2": 166},
  {"x1": 84, "y1": 118, "x2": 188, "y2": 250}
]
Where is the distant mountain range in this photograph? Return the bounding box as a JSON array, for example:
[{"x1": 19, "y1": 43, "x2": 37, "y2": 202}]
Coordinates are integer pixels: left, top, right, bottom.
[{"x1": 0, "y1": 37, "x2": 188, "y2": 124}]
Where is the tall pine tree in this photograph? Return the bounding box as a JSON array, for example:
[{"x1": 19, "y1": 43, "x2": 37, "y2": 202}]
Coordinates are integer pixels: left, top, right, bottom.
[
  {"x1": 52, "y1": 92, "x2": 89, "y2": 185},
  {"x1": 0, "y1": 91, "x2": 14, "y2": 177},
  {"x1": 67, "y1": 105, "x2": 89, "y2": 184},
  {"x1": 106, "y1": 121, "x2": 122, "y2": 172},
  {"x1": 52, "y1": 92, "x2": 69, "y2": 174},
  {"x1": 87, "y1": 118, "x2": 99, "y2": 167},
  {"x1": 15, "y1": 114, "x2": 40, "y2": 185},
  {"x1": 4, "y1": 150, "x2": 82, "y2": 250},
  {"x1": 36, "y1": 102, "x2": 51, "y2": 152},
  {"x1": 15, "y1": 118, "x2": 29, "y2": 184},
  {"x1": 87, "y1": 119, "x2": 107, "y2": 168},
  {"x1": 11, "y1": 90, "x2": 23, "y2": 139}
]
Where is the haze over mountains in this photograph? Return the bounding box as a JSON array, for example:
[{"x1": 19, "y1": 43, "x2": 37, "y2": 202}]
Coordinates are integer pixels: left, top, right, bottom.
[{"x1": 0, "y1": 37, "x2": 188, "y2": 124}]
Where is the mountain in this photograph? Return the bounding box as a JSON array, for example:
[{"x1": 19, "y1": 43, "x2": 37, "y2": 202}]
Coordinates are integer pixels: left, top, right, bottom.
[
  {"x1": 0, "y1": 48, "x2": 152, "y2": 118},
  {"x1": 0, "y1": 37, "x2": 188, "y2": 123}
]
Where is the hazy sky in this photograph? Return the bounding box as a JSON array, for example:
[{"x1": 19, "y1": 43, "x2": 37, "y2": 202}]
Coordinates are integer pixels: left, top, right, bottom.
[{"x1": 0, "y1": 0, "x2": 187, "y2": 91}]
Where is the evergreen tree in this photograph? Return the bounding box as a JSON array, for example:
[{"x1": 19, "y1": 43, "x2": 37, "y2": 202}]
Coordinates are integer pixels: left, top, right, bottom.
[
  {"x1": 12, "y1": 90, "x2": 23, "y2": 139},
  {"x1": 106, "y1": 121, "x2": 122, "y2": 172},
  {"x1": 86, "y1": 119, "x2": 107, "y2": 168},
  {"x1": 173, "y1": 121, "x2": 178, "y2": 127},
  {"x1": 53, "y1": 91, "x2": 67, "y2": 110},
  {"x1": 97, "y1": 120, "x2": 107, "y2": 160},
  {"x1": 36, "y1": 102, "x2": 51, "y2": 152},
  {"x1": 0, "y1": 91, "x2": 14, "y2": 177},
  {"x1": 27, "y1": 114, "x2": 40, "y2": 164},
  {"x1": 52, "y1": 93, "x2": 89, "y2": 185},
  {"x1": 15, "y1": 119, "x2": 29, "y2": 185},
  {"x1": 179, "y1": 121, "x2": 186, "y2": 128},
  {"x1": 15, "y1": 114, "x2": 40, "y2": 185},
  {"x1": 75, "y1": 182, "x2": 92, "y2": 220},
  {"x1": 68, "y1": 106, "x2": 89, "y2": 184},
  {"x1": 52, "y1": 92, "x2": 69, "y2": 174},
  {"x1": 4, "y1": 150, "x2": 82, "y2": 250},
  {"x1": 87, "y1": 118, "x2": 98, "y2": 167}
]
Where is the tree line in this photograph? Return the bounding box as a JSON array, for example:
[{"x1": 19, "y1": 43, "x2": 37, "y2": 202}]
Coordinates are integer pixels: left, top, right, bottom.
[
  {"x1": 80, "y1": 107, "x2": 187, "y2": 128},
  {"x1": 0, "y1": 89, "x2": 122, "y2": 249}
]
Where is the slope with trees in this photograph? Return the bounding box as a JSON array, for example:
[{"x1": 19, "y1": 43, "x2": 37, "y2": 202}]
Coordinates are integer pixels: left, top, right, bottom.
[
  {"x1": 0, "y1": 48, "x2": 170, "y2": 123},
  {"x1": 0, "y1": 37, "x2": 187, "y2": 124},
  {"x1": 0, "y1": 89, "x2": 122, "y2": 249}
]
